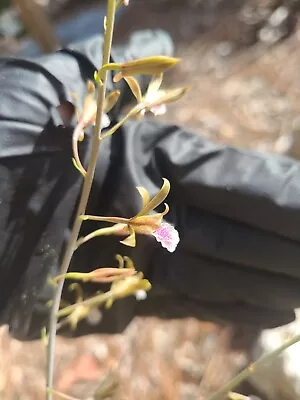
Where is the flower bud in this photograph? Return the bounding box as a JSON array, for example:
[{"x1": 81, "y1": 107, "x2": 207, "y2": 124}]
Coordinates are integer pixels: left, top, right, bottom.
[{"x1": 112, "y1": 56, "x2": 180, "y2": 82}]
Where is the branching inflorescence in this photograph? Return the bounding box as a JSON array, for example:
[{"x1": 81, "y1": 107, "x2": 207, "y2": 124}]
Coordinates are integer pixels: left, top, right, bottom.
[
  {"x1": 44, "y1": 2, "x2": 300, "y2": 400},
  {"x1": 45, "y1": 1, "x2": 186, "y2": 399}
]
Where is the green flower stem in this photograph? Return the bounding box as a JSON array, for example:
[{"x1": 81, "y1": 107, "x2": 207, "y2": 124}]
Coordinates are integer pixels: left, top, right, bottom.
[
  {"x1": 100, "y1": 103, "x2": 145, "y2": 140},
  {"x1": 51, "y1": 272, "x2": 92, "y2": 283},
  {"x1": 57, "y1": 274, "x2": 150, "y2": 321},
  {"x1": 76, "y1": 225, "x2": 124, "y2": 248},
  {"x1": 208, "y1": 332, "x2": 300, "y2": 400},
  {"x1": 81, "y1": 215, "x2": 129, "y2": 224},
  {"x1": 45, "y1": 1, "x2": 116, "y2": 398},
  {"x1": 98, "y1": 62, "x2": 122, "y2": 77},
  {"x1": 57, "y1": 291, "x2": 112, "y2": 319}
]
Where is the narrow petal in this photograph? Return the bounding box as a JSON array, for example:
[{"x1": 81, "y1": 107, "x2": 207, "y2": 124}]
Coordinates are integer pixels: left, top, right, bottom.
[
  {"x1": 103, "y1": 90, "x2": 120, "y2": 113},
  {"x1": 120, "y1": 226, "x2": 136, "y2": 247},
  {"x1": 124, "y1": 76, "x2": 143, "y2": 103},
  {"x1": 119, "y1": 56, "x2": 180, "y2": 77},
  {"x1": 81, "y1": 215, "x2": 129, "y2": 224},
  {"x1": 146, "y1": 73, "x2": 163, "y2": 99},
  {"x1": 136, "y1": 186, "x2": 150, "y2": 209},
  {"x1": 135, "y1": 178, "x2": 170, "y2": 217},
  {"x1": 81, "y1": 95, "x2": 97, "y2": 127},
  {"x1": 153, "y1": 86, "x2": 189, "y2": 106}
]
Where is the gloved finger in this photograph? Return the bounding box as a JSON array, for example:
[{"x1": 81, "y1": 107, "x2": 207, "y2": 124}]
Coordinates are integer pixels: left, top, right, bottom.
[
  {"x1": 177, "y1": 207, "x2": 300, "y2": 279},
  {"x1": 148, "y1": 248, "x2": 300, "y2": 314}
]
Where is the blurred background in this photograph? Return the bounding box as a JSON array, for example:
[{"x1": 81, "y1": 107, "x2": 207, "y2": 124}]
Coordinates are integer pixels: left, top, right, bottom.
[{"x1": 1, "y1": 0, "x2": 300, "y2": 399}]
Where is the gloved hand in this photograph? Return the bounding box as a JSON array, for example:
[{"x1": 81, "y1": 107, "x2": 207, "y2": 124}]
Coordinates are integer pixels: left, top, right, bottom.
[{"x1": 1, "y1": 29, "x2": 300, "y2": 341}]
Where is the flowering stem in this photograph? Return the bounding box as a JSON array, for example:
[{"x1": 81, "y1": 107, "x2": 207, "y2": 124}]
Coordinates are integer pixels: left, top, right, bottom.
[
  {"x1": 57, "y1": 273, "x2": 150, "y2": 321},
  {"x1": 45, "y1": 1, "x2": 116, "y2": 398},
  {"x1": 76, "y1": 225, "x2": 124, "y2": 248},
  {"x1": 57, "y1": 291, "x2": 112, "y2": 318},
  {"x1": 208, "y1": 332, "x2": 300, "y2": 400}
]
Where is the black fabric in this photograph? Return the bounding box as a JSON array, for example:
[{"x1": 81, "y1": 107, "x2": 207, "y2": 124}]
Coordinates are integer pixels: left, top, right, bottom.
[{"x1": 1, "y1": 29, "x2": 300, "y2": 340}]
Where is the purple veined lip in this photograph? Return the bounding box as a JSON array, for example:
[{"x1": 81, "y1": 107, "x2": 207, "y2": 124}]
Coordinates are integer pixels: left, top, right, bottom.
[{"x1": 152, "y1": 222, "x2": 180, "y2": 253}]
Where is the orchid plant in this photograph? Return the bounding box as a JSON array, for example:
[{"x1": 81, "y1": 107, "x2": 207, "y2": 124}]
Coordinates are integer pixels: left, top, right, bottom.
[{"x1": 45, "y1": 1, "x2": 185, "y2": 399}]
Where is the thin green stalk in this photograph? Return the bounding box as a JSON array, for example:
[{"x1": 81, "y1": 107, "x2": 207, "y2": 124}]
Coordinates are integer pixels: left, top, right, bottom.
[
  {"x1": 76, "y1": 225, "x2": 123, "y2": 248},
  {"x1": 100, "y1": 103, "x2": 145, "y2": 140},
  {"x1": 45, "y1": 1, "x2": 116, "y2": 398},
  {"x1": 57, "y1": 291, "x2": 112, "y2": 319},
  {"x1": 208, "y1": 332, "x2": 300, "y2": 400}
]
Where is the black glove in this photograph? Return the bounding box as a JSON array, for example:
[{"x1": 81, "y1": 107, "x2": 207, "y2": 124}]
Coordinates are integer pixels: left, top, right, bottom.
[
  {"x1": 1, "y1": 29, "x2": 300, "y2": 341},
  {"x1": 110, "y1": 118, "x2": 300, "y2": 330}
]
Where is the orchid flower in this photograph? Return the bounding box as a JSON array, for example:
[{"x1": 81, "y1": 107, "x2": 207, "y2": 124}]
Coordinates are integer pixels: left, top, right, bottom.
[
  {"x1": 57, "y1": 257, "x2": 151, "y2": 325},
  {"x1": 72, "y1": 80, "x2": 120, "y2": 176},
  {"x1": 105, "y1": 271, "x2": 151, "y2": 308},
  {"x1": 78, "y1": 178, "x2": 180, "y2": 252},
  {"x1": 123, "y1": 73, "x2": 188, "y2": 118},
  {"x1": 72, "y1": 81, "x2": 111, "y2": 142},
  {"x1": 62, "y1": 283, "x2": 94, "y2": 331}
]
